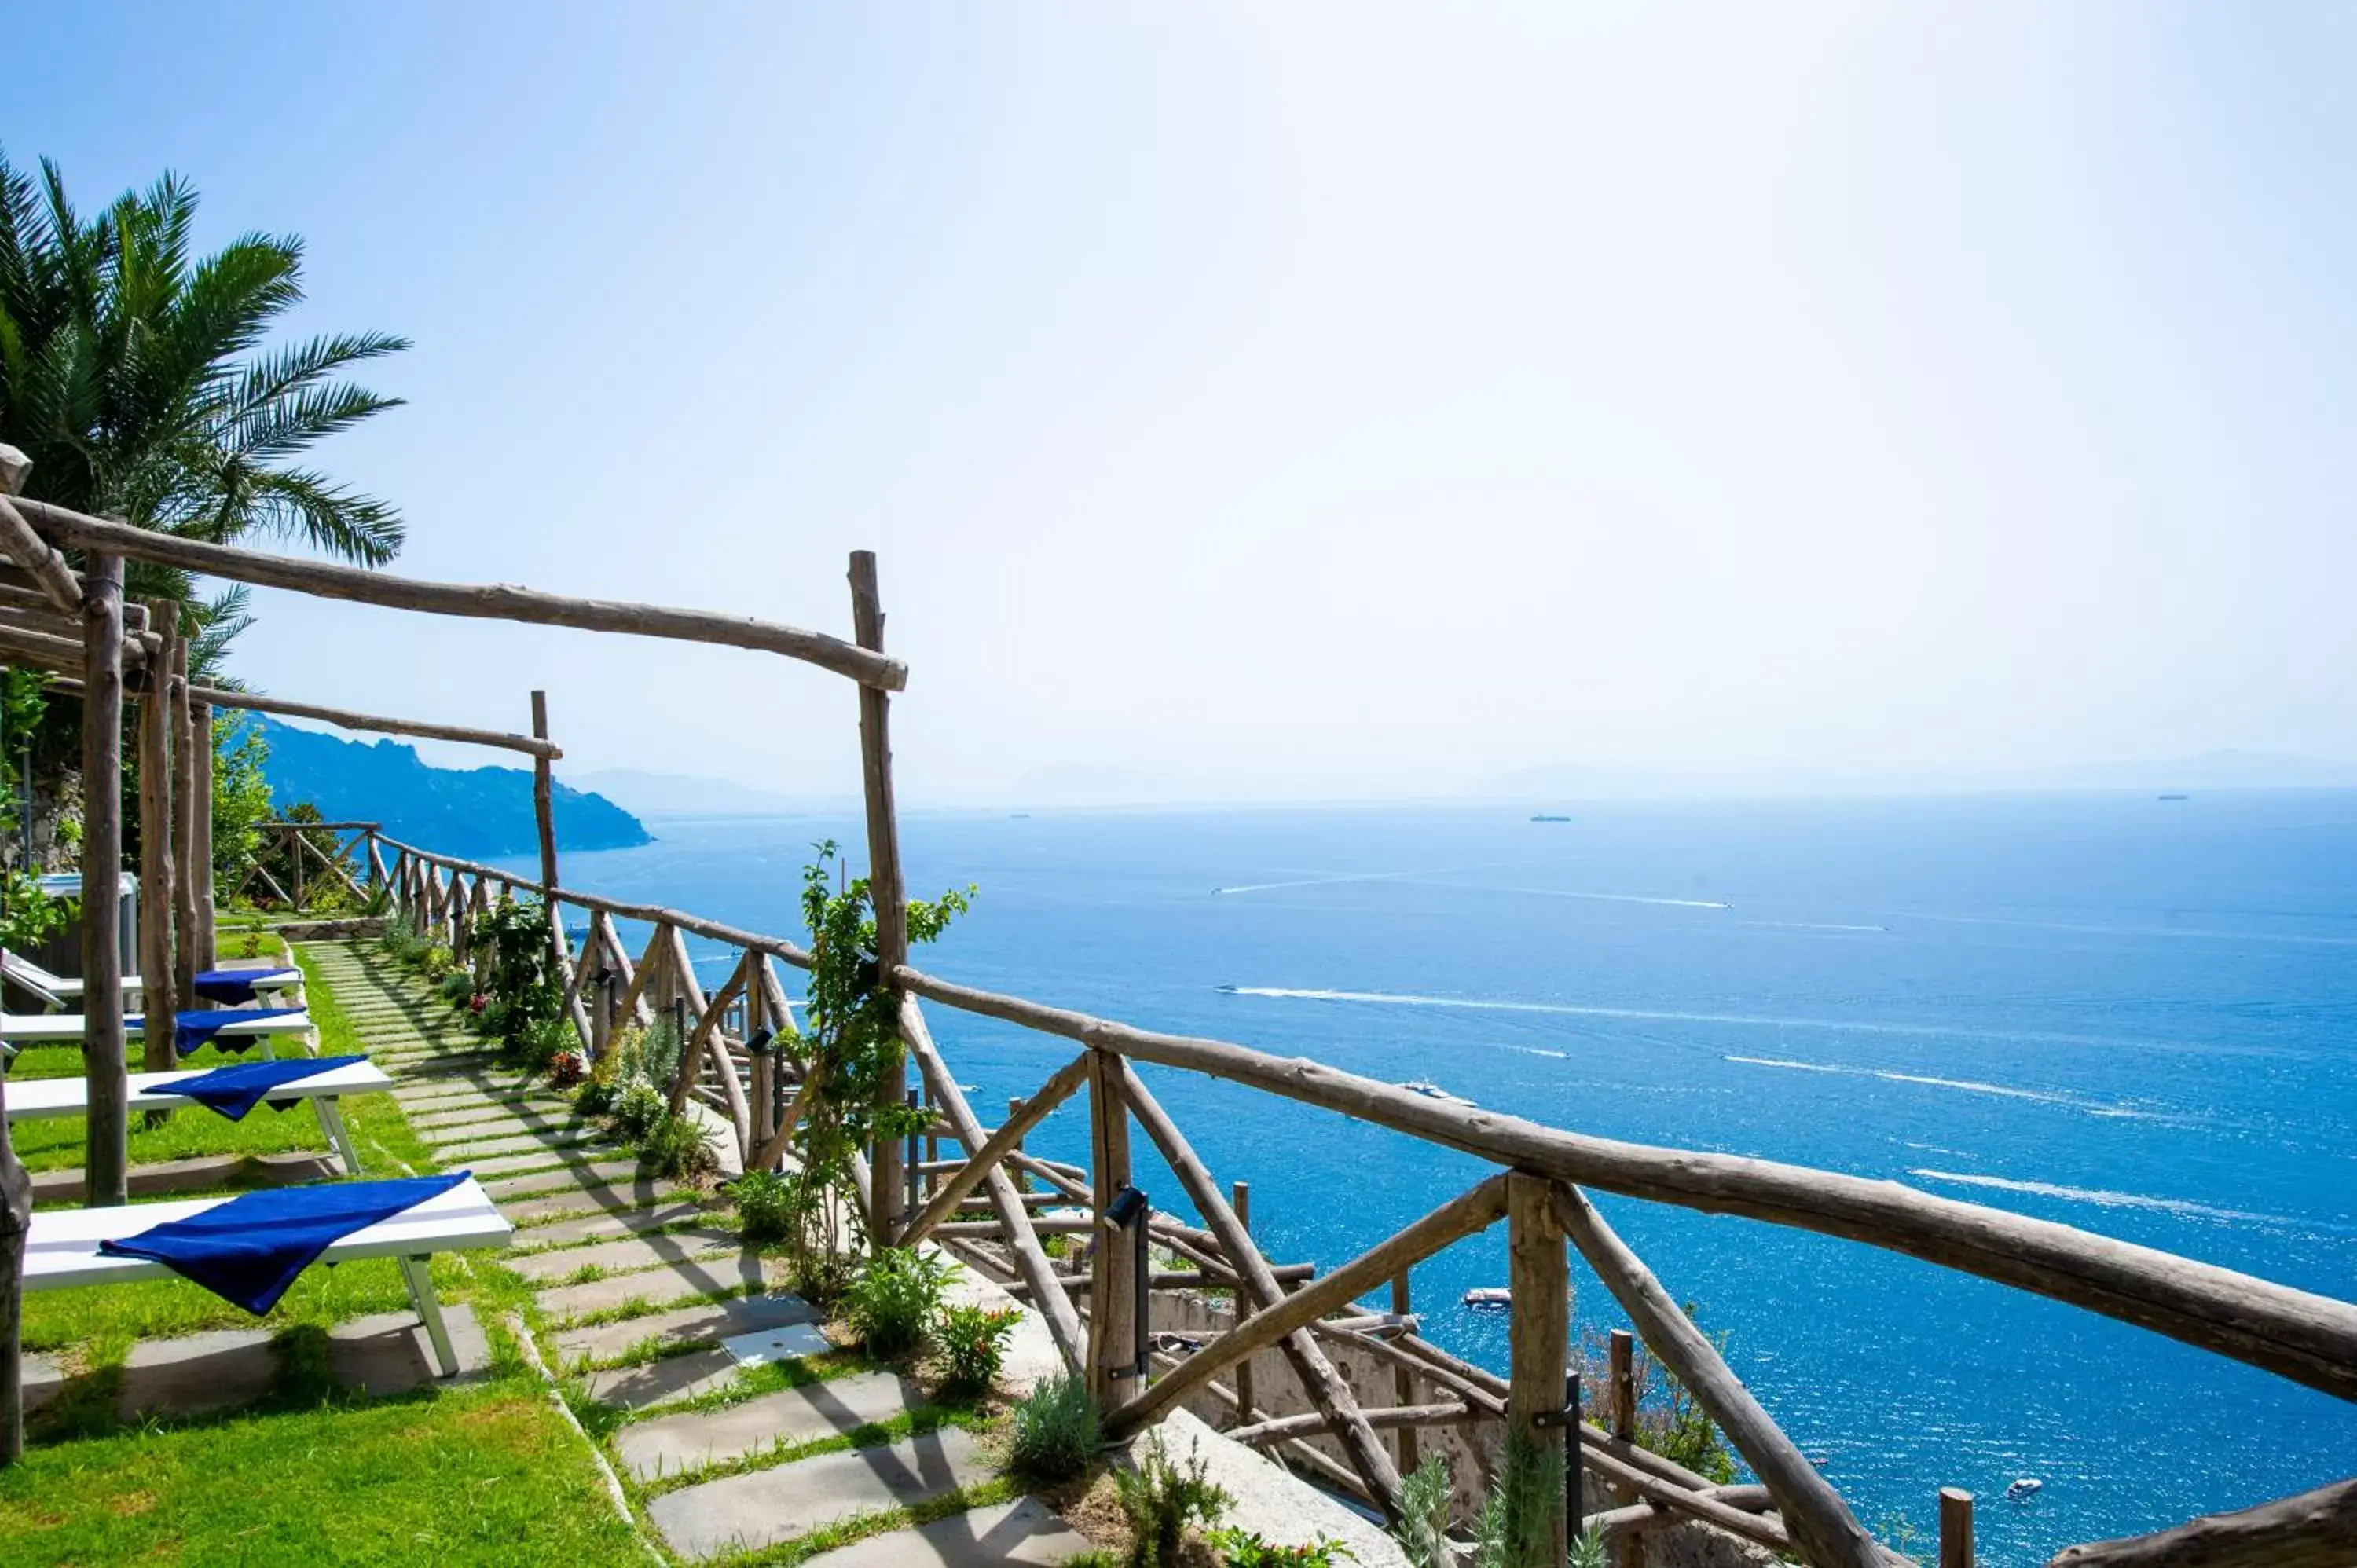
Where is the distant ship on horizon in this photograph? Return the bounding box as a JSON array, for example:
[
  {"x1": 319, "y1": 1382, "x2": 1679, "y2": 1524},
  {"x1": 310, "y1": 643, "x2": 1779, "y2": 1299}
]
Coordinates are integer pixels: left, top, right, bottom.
[{"x1": 1529, "y1": 813, "x2": 1571, "y2": 822}]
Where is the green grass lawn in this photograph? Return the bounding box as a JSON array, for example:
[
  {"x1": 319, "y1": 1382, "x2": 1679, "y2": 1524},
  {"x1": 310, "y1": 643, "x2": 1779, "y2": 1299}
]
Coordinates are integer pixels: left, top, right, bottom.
[{"x1": 0, "y1": 1379, "x2": 647, "y2": 1566}]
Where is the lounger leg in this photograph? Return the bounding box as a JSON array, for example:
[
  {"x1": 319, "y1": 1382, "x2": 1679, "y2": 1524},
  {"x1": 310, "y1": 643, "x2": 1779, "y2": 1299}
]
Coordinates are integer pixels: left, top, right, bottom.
[
  {"x1": 398, "y1": 1254, "x2": 460, "y2": 1377},
  {"x1": 313, "y1": 1096, "x2": 364, "y2": 1174}
]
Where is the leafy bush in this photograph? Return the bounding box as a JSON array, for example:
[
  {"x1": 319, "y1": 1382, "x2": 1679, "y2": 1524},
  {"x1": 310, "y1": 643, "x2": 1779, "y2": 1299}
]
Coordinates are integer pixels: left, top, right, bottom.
[
  {"x1": 1391, "y1": 1454, "x2": 1455, "y2": 1568},
  {"x1": 610, "y1": 1083, "x2": 668, "y2": 1144},
  {"x1": 516, "y1": 1012, "x2": 575, "y2": 1075},
  {"x1": 1005, "y1": 1372, "x2": 1101, "y2": 1485},
  {"x1": 1206, "y1": 1530, "x2": 1355, "y2": 1566},
  {"x1": 1568, "y1": 1526, "x2": 1607, "y2": 1568},
  {"x1": 421, "y1": 944, "x2": 454, "y2": 981},
  {"x1": 1469, "y1": 1430, "x2": 1563, "y2": 1568},
  {"x1": 437, "y1": 970, "x2": 474, "y2": 1008},
  {"x1": 639, "y1": 1111, "x2": 720, "y2": 1181},
  {"x1": 1113, "y1": 1433, "x2": 1230, "y2": 1567},
  {"x1": 470, "y1": 895, "x2": 564, "y2": 1054},
  {"x1": 934, "y1": 1302, "x2": 1016, "y2": 1397},
  {"x1": 843, "y1": 1247, "x2": 948, "y2": 1358},
  {"x1": 731, "y1": 1170, "x2": 797, "y2": 1245},
  {"x1": 547, "y1": 1050, "x2": 587, "y2": 1090},
  {"x1": 1578, "y1": 1310, "x2": 1736, "y2": 1484}
]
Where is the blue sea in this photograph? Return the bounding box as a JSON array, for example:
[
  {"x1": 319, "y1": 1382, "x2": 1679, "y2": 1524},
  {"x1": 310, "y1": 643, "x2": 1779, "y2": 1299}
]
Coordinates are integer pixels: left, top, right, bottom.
[{"x1": 533, "y1": 793, "x2": 2357, "y2": 1564}]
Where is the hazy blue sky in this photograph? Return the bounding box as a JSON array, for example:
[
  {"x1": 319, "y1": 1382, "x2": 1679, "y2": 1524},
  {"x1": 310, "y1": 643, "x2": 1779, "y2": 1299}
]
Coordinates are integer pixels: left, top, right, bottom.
[{"x1": 14, "y1": 4, "x2": 2357, "y2": 803}]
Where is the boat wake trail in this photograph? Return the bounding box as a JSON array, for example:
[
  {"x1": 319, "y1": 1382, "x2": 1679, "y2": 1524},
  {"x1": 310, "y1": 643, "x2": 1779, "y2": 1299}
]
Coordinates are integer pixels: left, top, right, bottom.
[
  {"x1": 1725, "y1": 1055, "x2": 2171, "y2": 1119},
  {"x1": 1219, "y1": 986, "x2": 2248, "y2": 1057},
  {"x1": 1211, "y1": 869, "x2": 1441, "y2": 896},
  {"x1": 1908, "y1": 1170, "x2": 2349, "y2": 1235}
]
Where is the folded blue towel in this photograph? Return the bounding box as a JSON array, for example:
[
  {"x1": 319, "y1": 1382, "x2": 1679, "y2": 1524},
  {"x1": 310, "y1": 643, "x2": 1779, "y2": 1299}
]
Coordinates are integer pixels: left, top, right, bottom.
[
  {"x1": 192, "y1": 968, "x2": 302, "y2": 1005},
  {"x1": 144, "y1": 1054, "x2": 368, "y2": 1121},
  {"x1": 97, "y1": 1173, "x2": 469, "y2": 1315},
  {"x1": 174, "y1": 1007, "x2": 307, "y2": 1059}
]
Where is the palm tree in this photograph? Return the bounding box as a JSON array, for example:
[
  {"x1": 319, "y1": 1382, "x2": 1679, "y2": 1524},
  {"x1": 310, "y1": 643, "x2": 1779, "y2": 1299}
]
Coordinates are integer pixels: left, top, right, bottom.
[{"x1": 0, "y1": 148, "x2": 410, "y2": 675}]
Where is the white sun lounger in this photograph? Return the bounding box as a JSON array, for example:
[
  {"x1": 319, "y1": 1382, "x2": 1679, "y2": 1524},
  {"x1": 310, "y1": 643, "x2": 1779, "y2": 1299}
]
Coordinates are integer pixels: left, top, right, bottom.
[
  {"x1": 2, "y1": 951, "x2": 303, "y2": 1013},
  {"x1": 3, "y1": 1058, "x2": 394, "y2": 1174},
  {"x1": 22, "y1": 1177, "x2": 512, "y2": 1376},
  {"x1": 0, "y1": 1009, "x2": 321, "y2": 1059}
]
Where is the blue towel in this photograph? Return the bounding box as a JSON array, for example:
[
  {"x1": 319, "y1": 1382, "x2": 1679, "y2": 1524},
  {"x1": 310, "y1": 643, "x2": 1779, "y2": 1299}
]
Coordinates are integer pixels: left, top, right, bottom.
[
  {"x1": 97, "y1": 1173, "x2": 469, "y2": 1315},
  {"x1": 192, "y1": 968, "x2": 301, "y2": 1005},
  {"x1": 174, "y1": 1007, "x2": 307, "y2": 1059},
  {"x1": 145, "y1": 1054, "x2": 368, "y2": 1121}
]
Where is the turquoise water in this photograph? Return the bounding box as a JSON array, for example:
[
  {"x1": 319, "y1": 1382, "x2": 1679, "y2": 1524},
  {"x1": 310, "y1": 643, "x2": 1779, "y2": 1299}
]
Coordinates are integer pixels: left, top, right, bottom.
[{"x1": 540, "y1": 793, "x2": 2357, "y2": 1563}]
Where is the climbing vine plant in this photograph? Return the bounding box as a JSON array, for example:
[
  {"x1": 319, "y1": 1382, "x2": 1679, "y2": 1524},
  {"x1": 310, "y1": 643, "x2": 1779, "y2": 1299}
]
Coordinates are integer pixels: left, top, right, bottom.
[{"x1": 779, "y1": 838, "x2": 973, "y2": 1299}]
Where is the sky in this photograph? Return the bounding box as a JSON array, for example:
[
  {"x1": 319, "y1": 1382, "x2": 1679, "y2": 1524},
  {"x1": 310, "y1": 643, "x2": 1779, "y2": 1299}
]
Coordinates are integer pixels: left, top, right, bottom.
[{"x1": 12, "y1": 3, "x2": 2357, "y2": 805}]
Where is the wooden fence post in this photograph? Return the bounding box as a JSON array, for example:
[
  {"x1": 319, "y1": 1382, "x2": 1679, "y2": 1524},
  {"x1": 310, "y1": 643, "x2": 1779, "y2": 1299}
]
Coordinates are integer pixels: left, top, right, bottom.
[
  {"x1": 1611, "y1": 1327, "x2": 1640, "y2": 1567},
  {"x1": 135, "y1": 608, "x2": 178, "y2": 1074},
  {"x1": 167, "y1": 623, "x2": 198, "y2": 1009},
  {"x1": 1087, "y1": 1050, "x2": 1138, "y2": 1414},
  {"x1": 1394, "y1": 1268, "x2": 1418, "y2": 1471},
  {"x1": 849, "y1": 551, "x2": 909, "y2": 1242},
  {"x1": 1507, "y1": 1172, "x2": 1569, "y2": 1568},
  {"x1": 1941, "y1": 1487, "x2": 1974, "y2": 1568},
  {"x1": 1233, "y1": 1180, "x2": 1255, "y2": 1423},
  {"x1": 79, "y1": 552, "x2": 129, "y2": 1208},
  {"x1": 530, "y1": 690, "x2": 558, "y2": 890},
  {"x1": 188, "y1": 687, "x2": 215, "y2": 970}
]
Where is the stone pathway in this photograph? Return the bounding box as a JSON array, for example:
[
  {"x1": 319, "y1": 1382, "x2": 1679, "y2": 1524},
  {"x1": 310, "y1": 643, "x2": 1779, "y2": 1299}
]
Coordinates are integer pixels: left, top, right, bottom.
[{"x1": 303, "y1": 940, "x2": 1095, "y2": 1566}]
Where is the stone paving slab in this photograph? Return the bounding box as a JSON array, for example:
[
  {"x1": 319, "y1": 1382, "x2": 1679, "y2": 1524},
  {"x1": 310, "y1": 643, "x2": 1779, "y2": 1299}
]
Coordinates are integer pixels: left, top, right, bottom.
[
  {"x1": 452, "y1": 1144, "x2": 621, "y2": 1178},
  {"x1": 435, "y1": 1127, "x2": 604, "y2": 1163},
  {"x1": 585, "y1": 1345, "x2": 744, "y2": 1410},
  {"x1": 535, "y1": 1251, "x2": 773, "y2": 1320},
  {"x1": 327, "y1": 1307, "x2": 495, "y2": 1394},
  {"x1": 518, "y1": 1200, "x2": 711, "y2": 1250},
  {"x1": 504, "y1": 1176, "x2": 680, "y2": 1225},
  {"x1": 552, "y1": 1291, "x2": 816, "y2": 1365},
  {"x1": 409, "y1": 1097, "x2": 573, "y2": 1130},
  {"x1": 800, "y1": 1498, "x2": 1094, "y2": 1568},
  {"x1": 647, "y1": 1427, "x2": 990, "y2": 1561},
  {"x1": 506, "y1": 1227, "x2": 739, "y2": 1284},
  {"x1": 482, "y1": 1160, "x2": 645, "y2": 1200},
  {"x1": 616, "y1": 1370, "x2": 922, "y2": 1479}
]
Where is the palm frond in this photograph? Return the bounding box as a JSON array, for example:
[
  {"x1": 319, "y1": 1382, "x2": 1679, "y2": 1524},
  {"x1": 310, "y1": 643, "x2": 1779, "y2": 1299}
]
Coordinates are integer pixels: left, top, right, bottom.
[{"x1": 234, "y1": 465, "x2": 404, "y2": 565}]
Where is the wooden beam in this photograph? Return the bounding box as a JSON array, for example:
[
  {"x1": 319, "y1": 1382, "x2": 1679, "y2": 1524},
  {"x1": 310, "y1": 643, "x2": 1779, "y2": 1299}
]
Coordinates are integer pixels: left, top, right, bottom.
[
  {"x1": 17, "y1": 496, "x2": 907, "y2": 690},
  {"x1": 1552, "y1": 1182, "x2": 1884, "y2": 1568},
  {"x1": 136, "y1": 603, "x2": 179, "y2": 1072},
  {"x1": 168, "y1": 629, "x2": 199, "y2": 1009},
  {"x1": 199, "y1": 685, "x2": 559, "y2": 759},
  {"x1": 529, "y1": 690, "x2": 562, "y2": 876},
  {"x1": 891, "y1": 964, "x2": 2357, "y2": 1404},
  {"x1": 79, "y1": 554, "x2": 128, "y2": 1207},
  {"x1": 1107, "y1": 1057, "x2": 1410, "y2": 1518},
  {"x1": 2047, "y1": 1478, "x2": 2357, "y2": 1568},
  {"x1": 1106, "y1": 1159, "x2": 1507, "y2": 1452},
  {"x1": 898, "y1": 995, "x2": 1087, "y2": 1375},
  {"x1": 0, "y1": 490, "x2": 80, "y2": 614},
  {"x1": 900, "y1": 1051, "x2": 1091, "y2": 1247},
  {"x1": 1086, "y1": 1049, "x2": 1138, "y2": 1412},
  {"x1": 1227, "y1": 1401, "x2": 1471, "y2": 1448}
]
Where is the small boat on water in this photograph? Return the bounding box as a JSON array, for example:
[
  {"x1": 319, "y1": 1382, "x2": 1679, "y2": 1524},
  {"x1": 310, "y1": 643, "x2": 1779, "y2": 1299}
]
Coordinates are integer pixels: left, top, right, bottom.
[
  {"x1": 1463, "y1": 1288, "x2": 1513, "y2": 1309},
  {"x1": 2007, "y1": 1478, "x2": 2044, "y2": 1502},
  {"x1": 1530, "y1": 813, "x2": 1571, "y2": 823},
  {"x1": 2157, "y1": 793, "x2": 2189, "y2": 803},
  {"x1": 1398, "y1": 1079, "x2": 1474, "y2": 1106}
]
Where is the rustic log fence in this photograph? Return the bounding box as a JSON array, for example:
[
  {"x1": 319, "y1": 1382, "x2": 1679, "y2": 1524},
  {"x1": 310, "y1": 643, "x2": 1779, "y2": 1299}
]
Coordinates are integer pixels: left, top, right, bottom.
[{"x1": 0, "y1": 456, "x2": 2345, "y2": 1566}]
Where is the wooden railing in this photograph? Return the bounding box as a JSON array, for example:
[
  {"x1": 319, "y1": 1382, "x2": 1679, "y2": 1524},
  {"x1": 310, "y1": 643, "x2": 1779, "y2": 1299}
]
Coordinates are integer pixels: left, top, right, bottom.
[
  {"x1": 232, "y1": 819, "x2": 379, "y2": 914},
  {"x1": 368, "y1": 829, "x2": 2357, "y2": 1568}
]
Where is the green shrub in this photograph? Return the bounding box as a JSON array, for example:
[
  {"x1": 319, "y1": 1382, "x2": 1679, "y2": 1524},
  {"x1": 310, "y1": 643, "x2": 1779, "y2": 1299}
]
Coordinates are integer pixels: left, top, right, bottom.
[
  {"x1": 933, "y1": 1302, "x2": 1016, "y2": 1397},
  {"x1": 731, "y1": 1170, "x2": 798, "y2": 1245},
  {"x1": 1469, "y1": 1430, "x2": 1563, "y2": 1568},
  {"x1": 1113, "y1": 1432, "x2": 1230, "y2": 1567},
  {"x1": 1005, "y1": 1372, "x2": 1101, "y2": 1485},
  {"x1": 421, "y1": 944, "x2": 454, "y2": 980},
  {"x1": 609, "y1": 1083, "x2": 668, "y2": 1144},
  {"x1": 437, "y1": 970, "x2": 475, "y2": 1008},
  {"x1": 639, "y1": 1112, "x2": 720, "y2": 1181},
  {"x1": 1569, "y1": 1526, "x2": 1607, "y2": 1568},
  {"x1": 1205, "y1": 1530, "x2": 1355, "y2": 1566},
  {"x1": 1391, "y1": 1454, "x2": 1455, "y2": 1568},
  {"x1": 516, "y1": 1012, "x2": 575, "y2": 1075},
  {"x1": 844, "y1": 1247, "x2": 948, "y2": 1359}
]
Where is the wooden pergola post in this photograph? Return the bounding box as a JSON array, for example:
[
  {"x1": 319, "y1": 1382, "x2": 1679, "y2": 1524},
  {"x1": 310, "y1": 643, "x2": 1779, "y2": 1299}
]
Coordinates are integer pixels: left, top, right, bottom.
[
  {"x1": 136, "y1": 603, "x2": 178, "y2": 1073},
  {"x1": 1506, "y1": 1171, "x2": 1570, "y2": 1568},
  {"x1": 1086, "y1": 1050, "x2": 1138, "y2": 1413},
  {"x1": 849, "y1": 551, "x2": 909, "y2": 1242},
  {"x1": 168, "y1": 625, "x2": 198, "y2": 1008},
  {"x1": 79, "y1": 553, "x2": 128, "y2": 1207},
  {"x1": 0, "y1": 445, "x2": 33, "y2": 1466}
]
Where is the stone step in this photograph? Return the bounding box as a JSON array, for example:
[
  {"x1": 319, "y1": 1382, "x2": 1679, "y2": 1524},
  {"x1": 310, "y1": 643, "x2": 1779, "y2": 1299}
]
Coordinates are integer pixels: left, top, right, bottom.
[
  {"x1": 419, "y1": 1113, "x2": 592, "y2": 1149},
  {"x1": 535, "y1": 1251, "x2": 774, "y2": 1321},
  {"x1": 800, "y1": 1499, "x2": 1092, "y2": 1568},
  {"x1": 585, "y1": 1345, "x2": 746, "y2": 1410},
  {"x1": 504, "y1": 1177, "x2": 680, "y2": 1226},
  {"x1": 435, "y1": 1128, "x2": 607, "y2": 1164},
  {"x1": 647, "y1": 1427, "x2": 991, "y2": 1561},
  {"x1": 467, "y1": 1147, "x2": 630, "y2": 1178},
  {"x1": 507, "y1": 1227, "x2": 738, "y2": 1284},
  {"x1": 482, "y1": 1160, "x2": 646, "y2": 1201},
  {"x1": 409, "y1": 1097, "x2": 573, "y2": 1130},
  {"x1": 617, "y1": 1369, "x2": 922, "y2": 1479},
  {"x1": 552, "y1": 1292, "x2": 816, "y2": 1366},
  {"x1": 517, "y1": 1201, "x2": 711, "y2": 1251}
]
